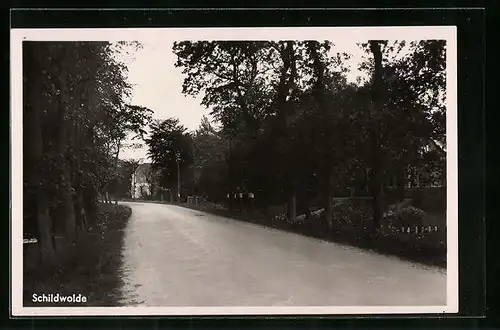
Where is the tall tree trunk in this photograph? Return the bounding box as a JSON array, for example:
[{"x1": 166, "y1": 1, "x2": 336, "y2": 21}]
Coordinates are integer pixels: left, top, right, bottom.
[
  {"x1": 25, "y1": 42, "x2": 57, "y2": 267},
  {"x1": 307, "y1": 41, "x2": 335, "y2": 230},
  {"x1": 36, "y1": 193, "x2": 56, "y2": 267},
  {"x1": 114, "y1": 139, "x2": 121, "y2": 168},
  {"x1": 287, "y1": 186, "x2": 297, "y2": 224},
  {"x1": 369, "y1": 40, "x2": 385, "y2": 231},
  {"x1": 304, "y1": 198, "x2": 312, "y2": 221},
  {"x1": 83, "y1": 186, "x2": 98, "y2": 227},
  {"x1": 74, "y1": 187, "x2": 87, "y2": 231},
  {"x1": 71, "y1": 96, "x2": 86, "y2": 230},
  {"x1": 370, "y1": 165, "x2": 383, "y2": 229},
  {"x1": 57, "y1": 51, "x2": 77, "y2": 244},
  {"x1": 396, "y1": 163, "x2": 406, "y2": 201},
  {"x1": 78, "y1": 121, "x2": 98, "y2": 225},
  {"x1": 111, "y1": 138, "x2": 122, "y2": 204},
  {"x1": 61, "y1": 167, "x2": 76, "y2": 242},
  {"x1": 275, "y1": 41, "x2": 298, "y2": 214}
]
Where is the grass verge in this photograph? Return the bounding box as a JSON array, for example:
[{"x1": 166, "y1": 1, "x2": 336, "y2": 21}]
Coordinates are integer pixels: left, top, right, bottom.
[{"x1": 23, "y1": 203, "x2": 132, "y2": 307}]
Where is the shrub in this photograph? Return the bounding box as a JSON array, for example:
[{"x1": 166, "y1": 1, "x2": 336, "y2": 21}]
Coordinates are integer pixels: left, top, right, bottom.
[
  {"x1": 380, "y1": 204, "x2": 445, "y2": 263},
  {"x1": 395, "y1": 205, "x2": 426, "y2": 226},
  {"x1": 331, "y1": 199, "x2": 373, "y2": 229}
]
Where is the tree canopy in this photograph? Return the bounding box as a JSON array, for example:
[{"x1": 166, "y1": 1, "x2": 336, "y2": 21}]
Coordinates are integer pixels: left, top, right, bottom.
[
  {"x1": 144, "y1": 118, "x2": 194, "y2": 197},
  {"x1": 23, "y1": 41, "x2": 153, "y2": 265},
  {"x1": 169, "y1": 39, "x2": 447, "y2": 226}
]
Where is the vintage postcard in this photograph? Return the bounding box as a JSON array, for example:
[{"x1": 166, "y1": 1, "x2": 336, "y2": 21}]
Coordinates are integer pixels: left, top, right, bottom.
[{"x1": 11, "y1": 26, "x2": 458, "y2": 316}]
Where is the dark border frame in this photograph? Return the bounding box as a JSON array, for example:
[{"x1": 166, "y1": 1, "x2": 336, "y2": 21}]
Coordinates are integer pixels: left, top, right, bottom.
[{"x1": 8, "y1": 6, "x2": 487, "y2": 328}]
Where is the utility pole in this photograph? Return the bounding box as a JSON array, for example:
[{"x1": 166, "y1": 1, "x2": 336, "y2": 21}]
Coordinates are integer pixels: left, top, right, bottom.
[
  {"x1": 228, "y1": 136, "x2": 232, "y2": 210},
  {"x1": 176, "y1": 152, "x2": 181, "y2": 203},
  {"x1": 131, "y1": 172, "x2": 135, "y2": 200}
]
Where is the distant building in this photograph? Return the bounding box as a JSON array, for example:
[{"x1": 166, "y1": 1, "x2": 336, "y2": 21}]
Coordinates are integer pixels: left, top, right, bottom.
[
  {"x1": 408, "y1": 138, "x2": 446, "y2": 188},
  {"x1": 382, "y1": 138, "x2": 446, "y2": 191},
  {"x1": 131, "y1": 163, "x2": 151, "y2": 199}
]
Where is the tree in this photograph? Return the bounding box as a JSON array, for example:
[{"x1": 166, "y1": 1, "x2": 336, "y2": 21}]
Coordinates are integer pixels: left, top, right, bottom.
[
  {"x1": 348, "y1": 39, "x2": 447, "y2": 229},
  {"x1": 174, "y1": 41, "x2": 351, "y2": 212},
  {"x1": 174, "y1": 39, "x2": 446, "y2": 235},
  {"x1": 23, "y1": 42, "x2": 56, "y2": 266},
  {"x1": 190, "y1": 116, "x2": 228, "y2": 201},
  {"x1": 300, "y1": 40, "x2": 352, "y2": 228},
  {"x1": 23, "y1": 41, "x2": 152, "y2": 265},
  {"x1": 368, "y1": 40, "x2": 385, "y2": 230},
  {"x1": 173, "y1": 41, "x2": 278, "y2": 196},
  {"x1": 173, "y1": 41, "x2": 274, "y2": 133},
  {"x1": 144, "y1": 118, "x2": 193, "y2": 199}
]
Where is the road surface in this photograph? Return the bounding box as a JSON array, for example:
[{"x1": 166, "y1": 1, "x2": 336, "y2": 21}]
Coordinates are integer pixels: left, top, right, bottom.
[{"x1": 118, "y1": 202, "x2": 446, "y2": 307}]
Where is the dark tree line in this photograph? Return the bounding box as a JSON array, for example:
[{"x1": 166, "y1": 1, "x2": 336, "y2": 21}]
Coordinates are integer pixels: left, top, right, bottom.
[
  {"x1": 144, "y1": 39, "x2": 446, "y2": 233},
  {"x1": 23, "y1": 41, "x2": 153, "y2": 266}
]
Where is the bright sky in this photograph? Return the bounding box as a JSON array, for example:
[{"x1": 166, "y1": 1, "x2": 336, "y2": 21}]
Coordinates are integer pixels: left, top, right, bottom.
[{"x1": 118, "y1": 40, "x2": 372, "y2": 161}]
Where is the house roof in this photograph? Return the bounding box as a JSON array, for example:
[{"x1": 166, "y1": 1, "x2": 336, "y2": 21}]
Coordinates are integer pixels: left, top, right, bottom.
[
  {"x1": 137, "y1": 163, "x2": 151, "y2": 171},
  {"x1": 429, "y1": 138, "x2": 446, "y2": 154}
]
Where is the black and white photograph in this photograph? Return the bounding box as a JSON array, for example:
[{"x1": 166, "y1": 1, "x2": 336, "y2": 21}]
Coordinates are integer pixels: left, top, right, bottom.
[{"x1": 11, "y1": 26, "x2": 458, "y2": 315}]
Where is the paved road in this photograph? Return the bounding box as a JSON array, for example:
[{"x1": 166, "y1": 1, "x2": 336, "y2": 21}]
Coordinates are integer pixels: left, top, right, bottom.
[{"x1": 118, "y1": 202, "x2": 446, "y2": 307}]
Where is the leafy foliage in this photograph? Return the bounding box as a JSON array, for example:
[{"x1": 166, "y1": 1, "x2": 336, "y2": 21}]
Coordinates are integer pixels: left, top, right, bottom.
[
  {"x1": 23, "y1": 41, "x2": 152, "y2": 265},
  {"x1": 172, "y1": 39, "x2": 447, "y2": 228},
  {"x1": 144, "y1": 118, "x2": 193, "y2": 193}
]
